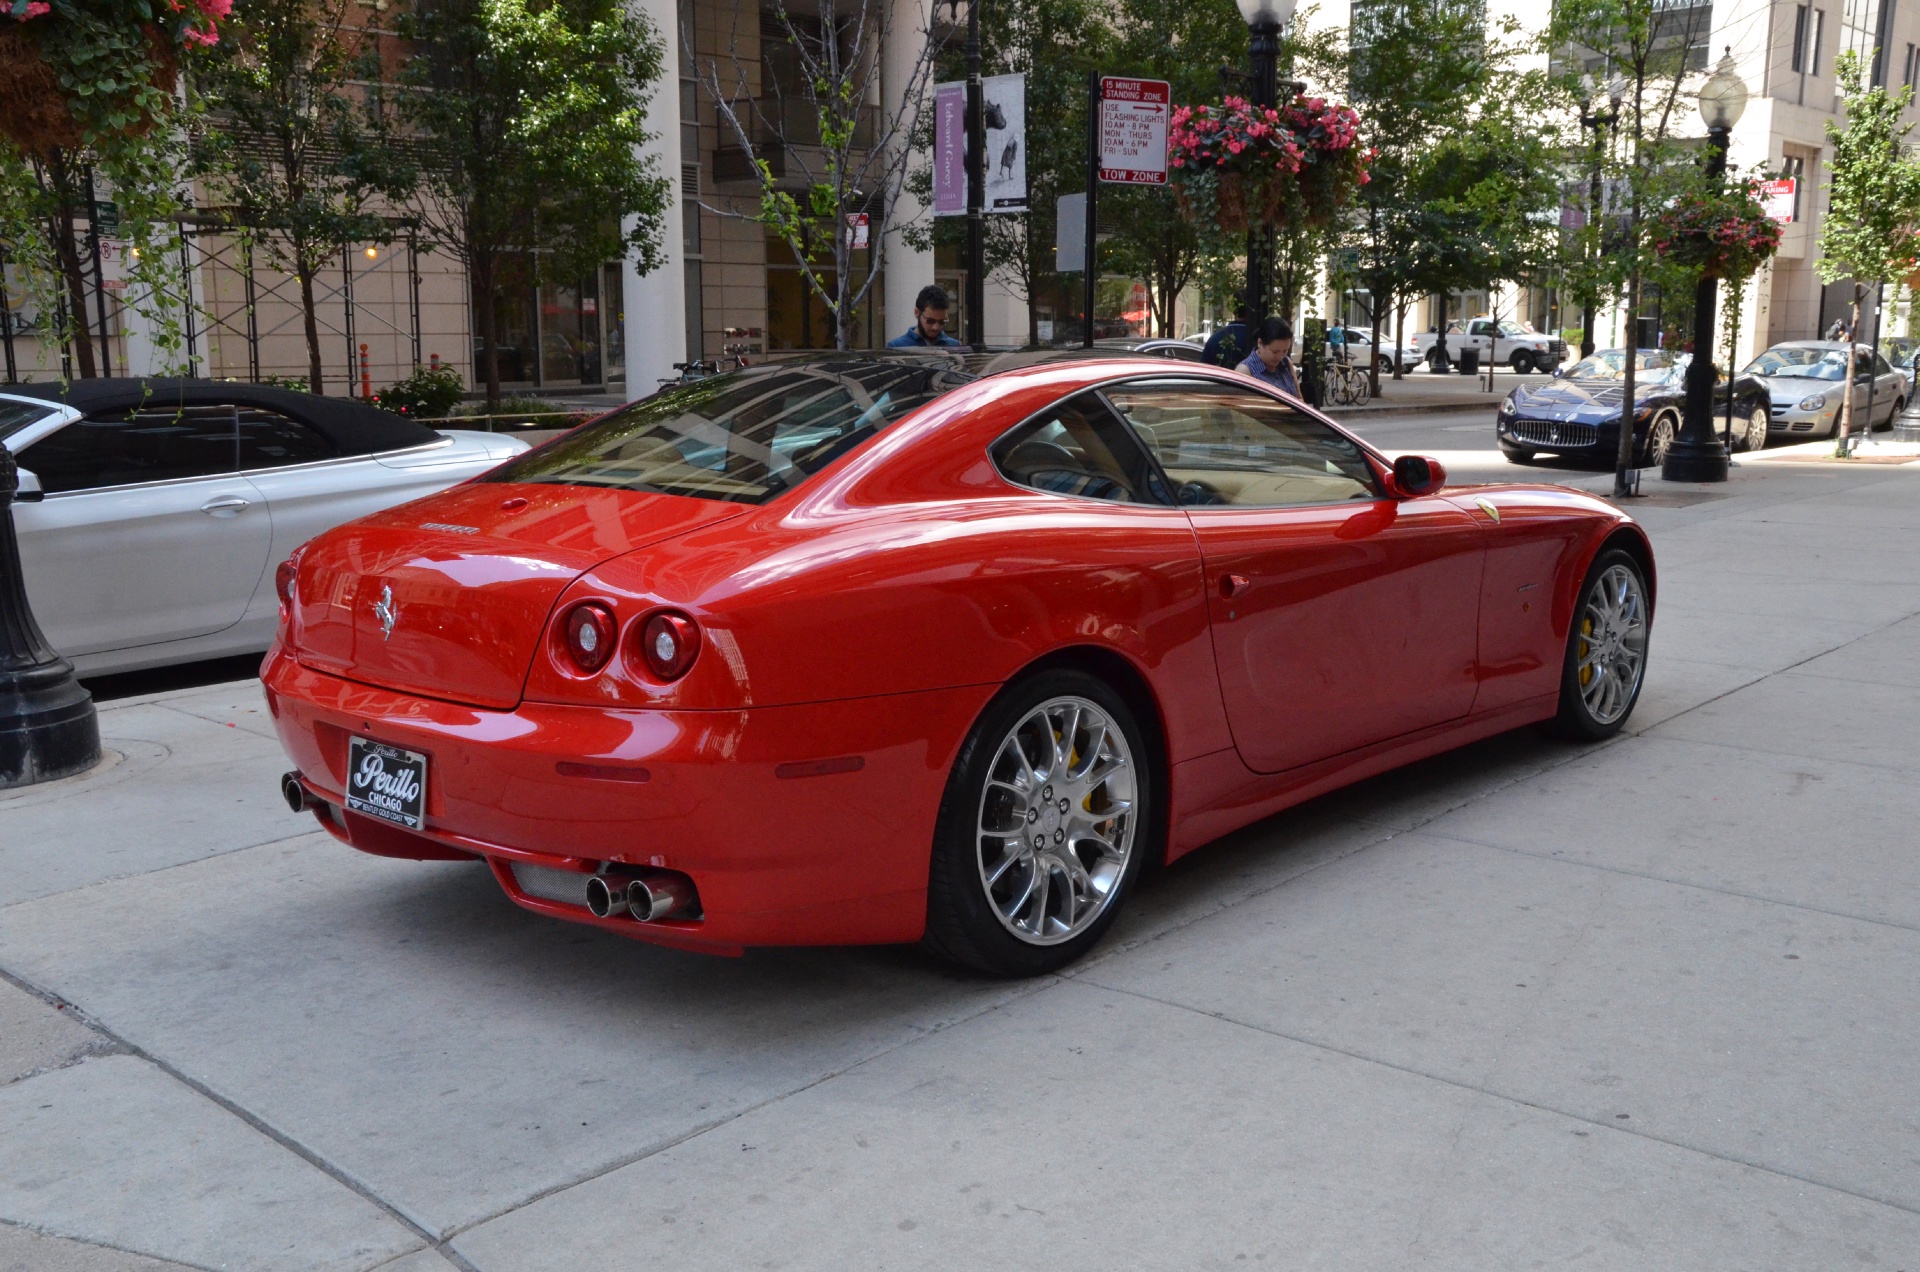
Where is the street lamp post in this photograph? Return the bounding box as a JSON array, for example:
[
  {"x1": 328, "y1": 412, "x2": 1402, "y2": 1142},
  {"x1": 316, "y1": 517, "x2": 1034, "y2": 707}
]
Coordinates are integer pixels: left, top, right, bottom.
[
  {"x1": 963, "y1": 0, "x2": 985, "y2": 348},
  {"x1": 1577, "y1": 75, "x2": 1622, "y2": 360},
  {"x1": 0, "y1": 445, "x2": 99, "y2": 789},
  {"x1": 1235, "y1": 0, "x2": 1295, "y2": 325},
  {"x1": 1663, "y1": 50, "x2": 1747, "y2": 484}
]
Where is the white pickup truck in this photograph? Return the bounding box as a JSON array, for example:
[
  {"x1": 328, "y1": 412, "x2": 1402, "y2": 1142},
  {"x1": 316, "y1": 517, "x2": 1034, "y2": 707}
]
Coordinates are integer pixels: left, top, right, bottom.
[{"x1": 1409, "y1": 317, "x2": 1568, "y2": 374}]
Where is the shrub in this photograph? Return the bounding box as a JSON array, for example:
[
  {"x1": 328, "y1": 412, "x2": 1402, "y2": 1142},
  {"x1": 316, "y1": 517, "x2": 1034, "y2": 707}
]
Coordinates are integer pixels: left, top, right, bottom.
[{"x1": 375, "y1": 365, "x2": 465, "y2": 419}]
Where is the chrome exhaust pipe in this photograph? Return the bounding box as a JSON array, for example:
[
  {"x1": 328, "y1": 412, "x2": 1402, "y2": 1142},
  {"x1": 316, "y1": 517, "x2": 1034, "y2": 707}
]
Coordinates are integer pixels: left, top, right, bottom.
[
  {"x1": 280, "y1": 771, "x2": 309, "y2": 814},
  {"x1": 584, "y1": 872, "x2": 633, "y2": 919},
  {"x1": 627, "y1": 870, "x2": 697, "y2": 922}
]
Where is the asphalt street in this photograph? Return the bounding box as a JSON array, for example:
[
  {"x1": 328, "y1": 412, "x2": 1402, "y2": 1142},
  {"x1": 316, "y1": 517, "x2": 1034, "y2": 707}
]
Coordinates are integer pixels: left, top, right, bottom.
[{"x1": 4, "y1": 428, "x2": 1919, "y2": 1270}]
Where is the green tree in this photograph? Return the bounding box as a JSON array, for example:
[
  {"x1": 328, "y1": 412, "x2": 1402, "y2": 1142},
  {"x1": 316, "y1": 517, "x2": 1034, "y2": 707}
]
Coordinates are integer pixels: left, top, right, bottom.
[
  {"x1": 702, "y1": 0, "x2": 942, "y2": 349},
  {"x1": 1817, "y1": 49, "x2": 1920, "y2": 449},
  {"x1": 194, "y1": 0, "x2": 409, "y2": 395},
  {"x1": 1551, "y1": 0, "x2": 1715, "y2": 493},
  {"x1": 396, "y1": 0, "x2": 672, "y2": 403}
]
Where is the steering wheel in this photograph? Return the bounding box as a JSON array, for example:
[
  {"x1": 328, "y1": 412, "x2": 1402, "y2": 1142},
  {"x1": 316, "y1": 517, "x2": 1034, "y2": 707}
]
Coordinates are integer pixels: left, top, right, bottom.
[{"x1": 1176, "y1": 480, "x2": 1227, "y2": 506}]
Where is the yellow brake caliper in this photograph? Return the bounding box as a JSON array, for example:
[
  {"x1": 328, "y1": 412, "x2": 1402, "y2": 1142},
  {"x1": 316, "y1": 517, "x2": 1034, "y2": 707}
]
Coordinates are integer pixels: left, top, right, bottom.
[{"x1": 1578, "y1": 617, "x2": 1596, "y2": 688}]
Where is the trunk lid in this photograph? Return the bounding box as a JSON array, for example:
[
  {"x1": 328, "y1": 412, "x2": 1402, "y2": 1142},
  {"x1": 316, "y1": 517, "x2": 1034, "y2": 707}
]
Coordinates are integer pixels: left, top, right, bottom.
[{"x1": 290, "y1": 483, "x2": 743, "y2": 708}]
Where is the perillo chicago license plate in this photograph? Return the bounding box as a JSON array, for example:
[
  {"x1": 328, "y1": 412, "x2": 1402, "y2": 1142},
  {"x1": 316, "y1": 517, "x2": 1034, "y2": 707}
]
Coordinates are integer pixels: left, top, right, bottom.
[{"x1": 345, "y1": 737, "x2": 428, "y2": 830}]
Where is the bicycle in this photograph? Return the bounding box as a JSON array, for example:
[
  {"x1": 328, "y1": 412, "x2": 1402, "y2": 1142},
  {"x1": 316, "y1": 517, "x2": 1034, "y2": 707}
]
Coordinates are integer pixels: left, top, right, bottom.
[{"x1": 1326, "y1": 358, "x2": 1372, "y2": 407}]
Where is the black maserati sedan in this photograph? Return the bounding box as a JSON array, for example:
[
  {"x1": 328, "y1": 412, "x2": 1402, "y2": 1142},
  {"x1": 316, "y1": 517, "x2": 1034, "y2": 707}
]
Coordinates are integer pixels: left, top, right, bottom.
[{"x1": 1496, "y1": 348, "x2": 1771, "y2": 466}]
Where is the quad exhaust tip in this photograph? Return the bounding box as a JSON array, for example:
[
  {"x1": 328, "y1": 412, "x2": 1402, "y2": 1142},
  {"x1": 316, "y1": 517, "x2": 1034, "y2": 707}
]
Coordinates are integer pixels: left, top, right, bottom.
[{"x1": 584, "y1": 868, "x2": 698, "y2": 922}]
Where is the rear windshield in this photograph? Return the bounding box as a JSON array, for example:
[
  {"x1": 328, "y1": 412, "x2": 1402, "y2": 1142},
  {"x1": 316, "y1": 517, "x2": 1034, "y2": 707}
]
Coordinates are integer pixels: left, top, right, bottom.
[{"x1": 487, "y1": 360, "x2": 974, "y2": 503}]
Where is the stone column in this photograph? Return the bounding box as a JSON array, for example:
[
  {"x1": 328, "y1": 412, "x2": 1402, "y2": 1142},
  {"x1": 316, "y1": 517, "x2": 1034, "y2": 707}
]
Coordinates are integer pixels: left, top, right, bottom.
[
  {"x1": 624, "y1": 0, "x2": 687, "y2": 397},
  {"x1": 881, "y1": 0, "x2": 935, "y2": 345}
]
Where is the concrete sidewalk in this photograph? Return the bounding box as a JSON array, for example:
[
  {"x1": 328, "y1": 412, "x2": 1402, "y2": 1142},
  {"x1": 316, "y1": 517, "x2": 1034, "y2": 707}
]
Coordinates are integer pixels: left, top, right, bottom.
[{"x1": 3, "y1": 452, "x2": 1918, "y2": 1269}]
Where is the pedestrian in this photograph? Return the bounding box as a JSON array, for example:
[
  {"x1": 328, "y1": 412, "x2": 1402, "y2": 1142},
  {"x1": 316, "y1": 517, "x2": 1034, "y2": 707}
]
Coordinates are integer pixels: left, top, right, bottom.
[
  {"x1": 1328, "y1": 319, "x2": 1349, "y2": 364},
  {"x1": 887, "y1": 285, "x2": 963, "y2": 348},
  {"x1": 1237, "y1": 316, "x2": 1300, "y2": 396},
  {"x1": 1202, "y1": 302, "x2": 1255, "y2": 367},
  {"x1": 1824, "y1": 318, "x2": 1850, "y2": 341}
]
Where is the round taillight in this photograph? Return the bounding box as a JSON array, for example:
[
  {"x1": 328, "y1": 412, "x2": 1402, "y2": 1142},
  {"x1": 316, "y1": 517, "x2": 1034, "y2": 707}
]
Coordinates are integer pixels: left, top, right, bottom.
[
  {"x1": 275, "y1": 558, "x2": 298, "y2": 613},
  {"x1": 561, "y1": 602, "x2": 617, "y2": 673},
  {"x1": 638, "y1": 611, "x2": 700, "y2": 681}
]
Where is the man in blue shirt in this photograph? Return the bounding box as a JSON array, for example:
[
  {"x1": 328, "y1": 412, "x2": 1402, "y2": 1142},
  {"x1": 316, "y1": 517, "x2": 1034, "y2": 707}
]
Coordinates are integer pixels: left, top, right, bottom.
[
  {"x1": 887, "y1": 285, "x2": 964, "y2": 348},
  {"x1": 1237, "y1": 316, "x2": 1300, "y2": 397},
  {"x1": 1201, "y1": 303, "x2": 1254, "y2": 367}
]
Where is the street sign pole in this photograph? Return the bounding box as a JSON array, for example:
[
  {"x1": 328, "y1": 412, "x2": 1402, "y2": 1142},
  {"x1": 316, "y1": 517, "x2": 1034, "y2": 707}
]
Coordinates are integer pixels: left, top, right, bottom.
[
  {"x1": 1084, "y1": 72, "x2": 1097, "y2": 349},
  {"x1": 1086, "y1": 75, "x2": 1172, "y2": 348},
  {"x1": 963, "y1": 0, "x2": 985, "y2": 348}
]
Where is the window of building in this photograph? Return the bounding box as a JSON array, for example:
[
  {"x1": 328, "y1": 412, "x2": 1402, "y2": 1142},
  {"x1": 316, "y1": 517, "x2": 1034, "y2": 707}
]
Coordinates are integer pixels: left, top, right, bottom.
[{"x1": 1841, "y1": 0, "x2": 1884, "y2": 84}]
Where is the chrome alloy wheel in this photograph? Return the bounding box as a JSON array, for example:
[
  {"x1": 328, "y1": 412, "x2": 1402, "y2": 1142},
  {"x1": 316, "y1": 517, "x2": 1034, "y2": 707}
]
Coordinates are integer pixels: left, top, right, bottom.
[
  {"x1": 1576, "y1": 564, "x2": 1649, "y2": 725},
  {"x1": 1745, "y1": 406, "x2": 1770, "y2": 452},
  {"x1": 1645, "y1": 413, "x2": 1677, "y2": 466},
  {"x1": 975, "y1": 696, "x2": 1136, "y2": 946}
]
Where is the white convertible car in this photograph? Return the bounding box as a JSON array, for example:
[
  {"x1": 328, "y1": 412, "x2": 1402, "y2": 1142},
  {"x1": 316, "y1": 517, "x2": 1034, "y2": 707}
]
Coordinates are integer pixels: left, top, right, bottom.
[{"x1": 0, "y1": 379, "x2": 529, "y2": 676}]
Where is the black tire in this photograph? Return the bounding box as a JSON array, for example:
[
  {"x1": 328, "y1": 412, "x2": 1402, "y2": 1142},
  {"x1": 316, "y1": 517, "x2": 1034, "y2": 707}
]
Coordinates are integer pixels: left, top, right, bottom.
[
  {"x1": 922, "y1": 669, "x2": 1159, "y2": 977},
  {"x1": 1879, "y1": 397, "x2": 1905, "y2": 432},
  {"x1": 1546, "y1": 548, "x2": 1650, "y2": 741},
  {"x1": 1510, "y1": 351, "x2": 1533, "y2": 374},
  {"x1": 1500, "y1": 442, "x2": 1534, "y2": 464}
]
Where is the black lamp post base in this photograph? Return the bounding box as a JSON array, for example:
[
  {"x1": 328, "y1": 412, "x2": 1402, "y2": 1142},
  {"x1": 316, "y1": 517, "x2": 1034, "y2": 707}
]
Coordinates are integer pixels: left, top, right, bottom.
[
  {"x1": 0, "y1": 662, "x2": 101, "y2": 790},
  {"x1": 1660, "y1": 438, "x2": 1731, "y2": 483}
]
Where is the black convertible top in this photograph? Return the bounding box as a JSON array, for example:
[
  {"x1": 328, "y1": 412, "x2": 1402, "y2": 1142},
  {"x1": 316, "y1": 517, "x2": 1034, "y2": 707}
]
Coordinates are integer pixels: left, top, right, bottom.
[{"x1": 0, "y1": 377, "x2": 440, "y2": 456}]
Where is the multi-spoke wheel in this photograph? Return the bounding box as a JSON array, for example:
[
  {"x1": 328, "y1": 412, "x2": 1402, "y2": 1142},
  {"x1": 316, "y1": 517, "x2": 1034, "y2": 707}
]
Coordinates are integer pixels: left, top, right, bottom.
[
  {"x1": 1550, "y1": 549, "x2": 1651, "y2": 739},
  {"x1": 924, "y1": 669, "x2": 1155, "y2": 976},
  {"x1": 1742, "y1": 405, "x2": 1770, "y2": 452},
  {"x1": 1641, "y1": 412, "x2": 1678, "y2": 467}
]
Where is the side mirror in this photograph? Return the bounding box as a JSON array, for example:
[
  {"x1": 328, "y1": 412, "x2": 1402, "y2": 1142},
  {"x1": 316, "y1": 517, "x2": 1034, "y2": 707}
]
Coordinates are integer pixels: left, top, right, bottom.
[
  {"x1": 1392, "y1": 454, "x2": 1446, "y2": 497},
  {"x1": 9, "y1": 464, "x2": 44, "y2": 503}
]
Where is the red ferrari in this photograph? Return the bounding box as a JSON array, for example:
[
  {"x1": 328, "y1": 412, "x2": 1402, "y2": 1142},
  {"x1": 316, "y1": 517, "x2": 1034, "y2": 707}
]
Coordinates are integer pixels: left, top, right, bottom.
[{"x1": 267, "y1": 355, "x2": 1653, "y2": 975}]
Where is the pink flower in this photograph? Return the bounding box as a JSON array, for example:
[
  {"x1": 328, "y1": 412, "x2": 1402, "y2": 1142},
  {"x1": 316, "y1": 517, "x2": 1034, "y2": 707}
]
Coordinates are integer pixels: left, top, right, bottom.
[
  {"x1": 195, "y1": 0, "x2": 232, "y2": 17},
  {"x1": 19, "y1": 1, "x2": 50, "y2": 15},
  {"x1": 184, "y1": 25, "x2": 219, "y2": 44}
]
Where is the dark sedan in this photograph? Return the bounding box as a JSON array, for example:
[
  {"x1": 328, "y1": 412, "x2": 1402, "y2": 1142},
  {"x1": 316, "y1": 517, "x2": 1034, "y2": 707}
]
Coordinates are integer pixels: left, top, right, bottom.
[{"x1": 1496, "y1": 349, "x2": 1771, "y2": 466}]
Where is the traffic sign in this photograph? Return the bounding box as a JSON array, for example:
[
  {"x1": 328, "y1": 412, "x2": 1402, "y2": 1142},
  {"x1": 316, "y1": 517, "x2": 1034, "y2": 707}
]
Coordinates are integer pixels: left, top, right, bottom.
[
  {"x1": 1757, "y1": 177, "x2": 1796, "y2": 224},
  {"x1": 1097, "y1": 77, "x2": 1170, "y2": 185}
]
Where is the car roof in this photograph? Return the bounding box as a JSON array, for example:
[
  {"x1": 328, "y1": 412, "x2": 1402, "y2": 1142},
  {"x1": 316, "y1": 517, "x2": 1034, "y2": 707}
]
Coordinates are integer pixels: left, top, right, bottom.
[{"x1": 0, "y1": 377, "x2": 440, "y2": 456}]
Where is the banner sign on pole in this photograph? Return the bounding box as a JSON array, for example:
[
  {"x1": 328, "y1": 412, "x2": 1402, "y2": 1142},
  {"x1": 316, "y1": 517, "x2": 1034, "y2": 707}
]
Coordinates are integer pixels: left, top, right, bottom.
[
  {"x1": 984, "y1": 72, "x2": 1028, "y2": 212},
  {"x1": 933, "y1": 82, "x2": 966, "y2": 216},
  {"x1": 846, "y1": 212, "x2": 870, "y2": 249},
  {"x1": 1758, "y1": 176, "x2": 1796, "y2": 223},
  {"x1": 1097, "y1": 77, "x2": 1171, "y2": 186}
]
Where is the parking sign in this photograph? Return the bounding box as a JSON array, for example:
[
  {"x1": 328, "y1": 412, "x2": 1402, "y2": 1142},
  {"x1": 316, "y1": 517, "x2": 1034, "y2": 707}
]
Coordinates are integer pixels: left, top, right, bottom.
[{"x1": 1098, "y1": 77, "x2": 1170, "y2": 185}]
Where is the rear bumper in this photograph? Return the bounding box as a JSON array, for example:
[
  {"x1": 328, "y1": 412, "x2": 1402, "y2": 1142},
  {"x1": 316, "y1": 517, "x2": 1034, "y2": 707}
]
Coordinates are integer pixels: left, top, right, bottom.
[{"x1": 263, "y1": 646, "x2": 994, "y2": 951}]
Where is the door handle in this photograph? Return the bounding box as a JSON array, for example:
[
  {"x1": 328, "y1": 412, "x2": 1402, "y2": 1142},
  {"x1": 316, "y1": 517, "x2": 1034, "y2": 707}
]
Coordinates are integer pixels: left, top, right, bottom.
[
  {"x1": 200, "y1": 496, "x2": 251, "y2": 515},
  {"x1": 1220, "y1": 573, "x2": 1251, "y2": 599}
]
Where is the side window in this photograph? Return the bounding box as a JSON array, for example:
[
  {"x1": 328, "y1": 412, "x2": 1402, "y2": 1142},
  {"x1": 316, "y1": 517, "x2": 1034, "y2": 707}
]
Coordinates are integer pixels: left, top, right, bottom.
[
  {"x1": 1470, "y1": 321, "x2": 1493, "y2": 337},
  {"x1": 19, "y1": 405, "x2": 237, "y2": 494},
  {"x1": 1102, "y1": 379, "x2": 1381, "y2": 508},
  {"x1": 238, "y1": 406, "x2": 336, "y2": 469},
  {"x1": 990, "y1": 392, "x2": 1163, "y2": 504},
  {"x1": 1873, "y1": 353, "x2": 1895, "y2": 377}
]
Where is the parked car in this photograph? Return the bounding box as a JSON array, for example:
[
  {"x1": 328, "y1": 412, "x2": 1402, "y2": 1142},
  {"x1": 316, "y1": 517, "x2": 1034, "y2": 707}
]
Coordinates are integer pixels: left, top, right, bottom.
[
  {"x1": 0, "y1": 378, "x2": 529, "y2": 676},
  {"x1": 1877, "y1": 335, "x2": 1919, "y2": 391},
  {"x1": 1744, "y1": 341, "x2": 1907, "y2": 439},
  {"x1": 1327, "y1": 329, "x2": 1399, "y2": 376},
  {"x1": 269, "y1": 352, "x2": 1654, "y2": 975},
  {"x1": 1496, "y1": 349, "x2": 1770, "y2": 465},
  {"x1": 1412, "y1": 316, "x2": 1568, "y2": 374}
]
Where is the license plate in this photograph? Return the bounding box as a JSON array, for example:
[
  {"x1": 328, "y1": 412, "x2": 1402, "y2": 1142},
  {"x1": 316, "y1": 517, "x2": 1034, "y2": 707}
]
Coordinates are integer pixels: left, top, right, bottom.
[{"x1": 345, "y1": 737, "x2": 428, "y2": 830}]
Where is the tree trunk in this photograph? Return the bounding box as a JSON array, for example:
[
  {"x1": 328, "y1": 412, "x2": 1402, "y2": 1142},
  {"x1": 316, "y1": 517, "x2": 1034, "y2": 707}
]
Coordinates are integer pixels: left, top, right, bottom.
[
  {"x1": 45, "y1": 154, "x2": 98, "y2": 379},
  {"x1": 474, "y1": 253, "x2": 501, "y2": 407},
  {"x1": 1614, "y1": 269, "x2": 1642, "y2": 496},
  {"x1": 1836, "y1": 285, "x2": 1863, "y2": 452},
  {"x1": 296, "y1": 258, "x2": 325, "y2": 395}
]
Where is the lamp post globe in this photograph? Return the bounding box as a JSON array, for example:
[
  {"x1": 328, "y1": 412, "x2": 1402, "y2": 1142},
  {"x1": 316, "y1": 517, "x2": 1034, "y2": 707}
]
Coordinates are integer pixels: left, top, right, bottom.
[{"x1": 1662, "y1": 49, "x2": 1747, "y2": 484}]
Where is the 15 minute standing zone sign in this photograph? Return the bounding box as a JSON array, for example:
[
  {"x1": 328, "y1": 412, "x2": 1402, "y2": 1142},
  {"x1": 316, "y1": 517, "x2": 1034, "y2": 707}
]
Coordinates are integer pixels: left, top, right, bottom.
[{"x1": 1098, "y1": 77, "x2": 1171, "y2": 185}]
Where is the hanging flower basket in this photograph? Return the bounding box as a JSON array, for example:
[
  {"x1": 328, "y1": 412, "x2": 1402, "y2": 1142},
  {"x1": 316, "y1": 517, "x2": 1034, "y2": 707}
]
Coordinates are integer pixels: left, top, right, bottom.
[
  {"x1": 1168, "y1": 94, "x2": 1370, "y2": 232},
  {"x1": 0, "y1": 0, "x2": 225, "y2": 156},
  {"x1": 1649, "y1": 183, "x2": 1785, "y2": 281}
]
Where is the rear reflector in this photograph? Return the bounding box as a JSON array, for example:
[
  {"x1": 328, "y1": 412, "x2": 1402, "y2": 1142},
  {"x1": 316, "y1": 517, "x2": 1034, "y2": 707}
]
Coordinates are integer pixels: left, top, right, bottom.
[
  {"x1": 555, "y1": 761, "x2": 651, "y2": 783},
  {"x1": 774, "y1": 756, "x2": 865, "y2": 780}
]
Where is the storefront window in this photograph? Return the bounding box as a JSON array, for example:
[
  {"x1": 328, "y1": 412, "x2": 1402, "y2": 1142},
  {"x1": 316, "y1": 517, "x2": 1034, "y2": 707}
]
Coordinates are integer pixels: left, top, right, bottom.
[{"x1": 602, "y1": 263, "x2": 625, "y2": 382}]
